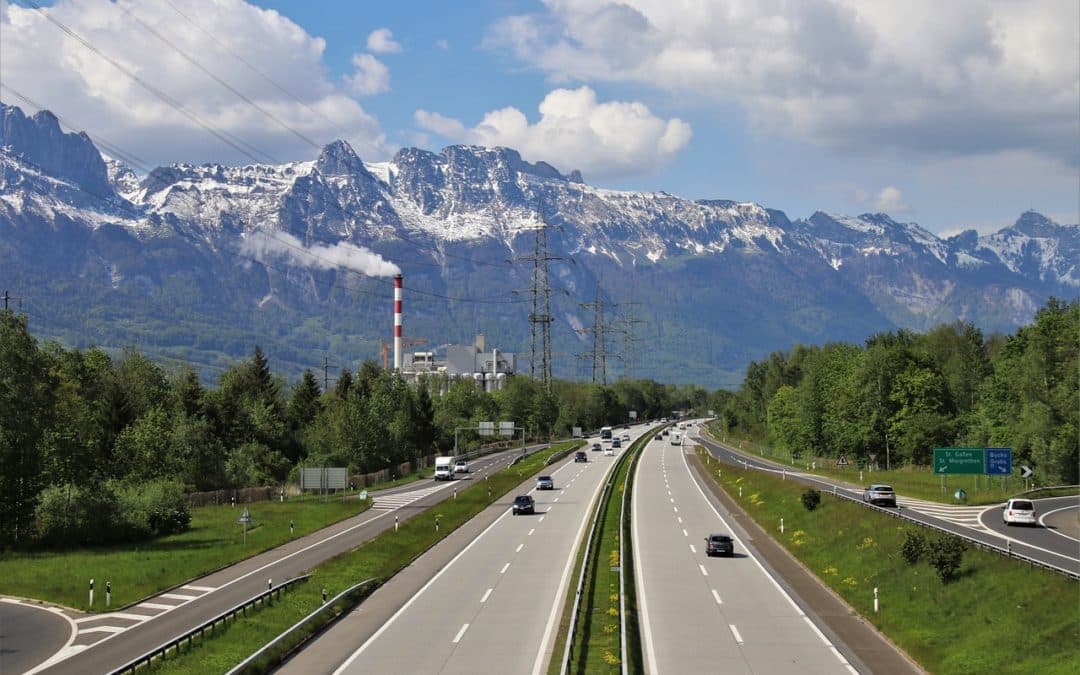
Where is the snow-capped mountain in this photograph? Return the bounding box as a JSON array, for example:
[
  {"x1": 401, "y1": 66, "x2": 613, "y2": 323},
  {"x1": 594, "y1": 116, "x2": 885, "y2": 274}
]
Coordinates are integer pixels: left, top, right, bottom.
[{"x1": 2, "y1": 102, "x2": 1077, "y2": 385}]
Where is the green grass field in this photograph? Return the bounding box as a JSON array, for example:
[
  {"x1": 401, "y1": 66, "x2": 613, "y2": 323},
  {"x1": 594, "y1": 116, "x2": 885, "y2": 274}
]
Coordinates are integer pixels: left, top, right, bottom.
[
  {"x1": 704, "y1": 423, "x2": 1067, "y2": 505},
  {"x1": 0, "y1": 494, "x2": 371, "y2": 611},
  {"x1": 695, "y1": 446, "x2": 1079, "y2": 675},
  {"x1": 145, "y1": 442, "x2": 582, "y2": 674}
]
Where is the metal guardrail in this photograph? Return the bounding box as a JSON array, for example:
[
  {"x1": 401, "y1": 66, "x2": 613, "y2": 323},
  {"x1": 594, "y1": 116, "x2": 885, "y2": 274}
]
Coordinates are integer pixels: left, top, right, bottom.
[
  {"x1": 225, "y1": 577, "x2": 378, "y2": 675},
  {"x1": 703, "y1": 436, "x2": 1080, "y2": 582},
  {"x1": 109, "y1": 575, "x2": 312, "y2": 674}
]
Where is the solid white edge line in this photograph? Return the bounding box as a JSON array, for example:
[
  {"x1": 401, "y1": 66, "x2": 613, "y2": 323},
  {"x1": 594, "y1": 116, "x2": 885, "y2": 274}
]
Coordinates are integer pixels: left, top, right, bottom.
[
  {"x1": 682, "y1": 447, "x2": 857, "y2": 674},
  {"x1": 332, "y1": 505, "x2": 514, "y2": 674},
  {"x1": 729, "y1": 624, "x2": 743, "y2": 644},
  {"x1": 634, "y1": 438, "x2": 661, "y2": 675},
  {"x1": 481, "y1": 588, "x2": 493, "y2": 604},
  {"x1": 452, "y1": 623, "x2": 469, "y2": 643},
  {"x1": 531, "y1": 446, "x2": 623, "y2": 675},
  {"x1": 712, "y1": 589, "x2": 723, "y2": 605},
  {"x1": 1038, "y1": 505, "x2": 1080, "y2": 544}
]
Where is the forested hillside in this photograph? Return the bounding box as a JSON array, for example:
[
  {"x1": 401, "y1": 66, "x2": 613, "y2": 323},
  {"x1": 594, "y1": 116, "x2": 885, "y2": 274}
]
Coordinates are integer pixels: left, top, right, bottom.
[{"x1": 715, "y1": 298, "x2": 1079, "y2": 486}]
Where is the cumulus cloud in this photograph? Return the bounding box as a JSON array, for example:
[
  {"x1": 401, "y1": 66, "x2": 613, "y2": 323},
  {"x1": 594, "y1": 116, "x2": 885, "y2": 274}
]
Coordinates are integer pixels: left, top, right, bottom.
[
  {"x1": 856, "y1": 186, "x2": 911, "y2": 213},
  {"x1": 366, "y1": 28, "x2": 402, "y2": 54},
  {"x1": 346, "y1": 54, "x2": 391, "y2": 96},
  {"x1": 486, "y1": 0, "x2": 1080, "y2": 166},
  {"x1": 241, "y1": 230, "x2": 400, "y2": 277},
  {"x1": 0, "y1": 0, "x2": 391, "y2": 168},
  {"x1": 415, "y1": 86, "x2": 691, "y2": 178}
]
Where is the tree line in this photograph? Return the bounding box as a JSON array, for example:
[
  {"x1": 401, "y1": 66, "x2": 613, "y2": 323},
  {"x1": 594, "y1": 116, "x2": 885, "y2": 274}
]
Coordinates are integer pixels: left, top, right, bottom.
[
  {"x1": 713, "y1": 298, "x2": 1078, "y2": 486},
  {"x1": 0, "y1": 310, "x2": 712, "y2": 547}
]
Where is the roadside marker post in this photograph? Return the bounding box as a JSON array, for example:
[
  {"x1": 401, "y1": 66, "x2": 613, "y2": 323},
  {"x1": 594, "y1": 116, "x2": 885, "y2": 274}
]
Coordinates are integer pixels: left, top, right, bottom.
[
  {"x1": 322, "y1": 588, "x2": 328, "y2": 603},
  {"x1": 289, "y1": 520, "x2": 294, "y2": 536},
  {"x1": 268, "y1": 578, "x2": 272, "y2": 591},
  {"x1": 106, "y1": 581, "x2": 111, "y2": 608},
  {"x1": 874, "y1": 587, "x2": 879, "y2": 613},
  {"x1": 395, "y1": 515, "x2": 399, "y2": 532},
  {"x1": 780, "y1": 517, "x2": 784, "y2": 534},
  {"x1": 89, "y1": 578, "x2": 94, "y2": 608}
]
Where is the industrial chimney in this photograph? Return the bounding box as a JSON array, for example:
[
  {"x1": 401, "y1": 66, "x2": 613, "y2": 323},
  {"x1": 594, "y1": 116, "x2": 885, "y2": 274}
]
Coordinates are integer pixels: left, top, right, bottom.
[{"x1": 393, "y1": 274, "x2": 403, "y2": 371}]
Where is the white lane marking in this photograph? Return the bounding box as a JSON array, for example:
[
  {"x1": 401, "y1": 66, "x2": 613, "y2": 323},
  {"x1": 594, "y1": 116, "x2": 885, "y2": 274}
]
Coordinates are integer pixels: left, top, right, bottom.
[
  {"x1": 539, "y1": 516, "x2": 545, "y2": 522},
  {"x1": 677, "y1": 516, "x2": 683, "y2": 524},
  {"x1": 634, "y1": 433, "x2": 660, "y2": 675},
  {"x1": 181, "y1": 584, "x2": 216, "y2": 592},
  {"x1": 667, "y1": 490, "x2": 672, "y2": 496},
  {"x1": 682, "y1": 529, "x2": 688, "y2": 537},
  {"x1": 160, "y1": 593, "x2": 200, "y2": 601},
  {"x1": 670, "y1": 498, "x2": 675, "y2": 503},
  {"x1": 501, "y1": 562, "x2": 510, "y2": 574},
  {"x1": 673, "y1": 506, "x2": 679, "y2": 513},
  {"x1": 699, "y1": 564, "x2": 709, "y2": 577},
  {"x1": 481, "y1": 588, "x2": 493, "y2": 604},
  {"x1": 75, "y1": 612, "x2": 151, "y2": 624},
  {"x1": 554, "y1": 497, "x2": 559, "y2": 502},
  {"x1": 729, "y1": 624, "x2": 744, "y2": 644},
  {"x1": 1039, "y1": 505, "x2": 1080, "y2": 544},
  {"x1": 79, "y1": 626, "x2": 125, "y2": 634},
  {"x1": 712, "y1": 589, "x2": 723, "y2": 605},
  {"x1": 136, "y1": 602, "x2": 175, "y2": 611},
  {"x1": 516, "y1": 543, "x2": 525, "y2": 553},
  {"x1": 682, "y1": 447, "x2": 857, "y2": 674},
  {"x1": 689, "y1": 544, "x2": 697, "y2": 554},
  {"x1": 528, "y1": 528, "x2": 536, "y2": 536},
  {"x1": 18, "y1": 600, "x2": 80, "y2": 675},
  {"x1": 452, "y1": 623, "x2": 470, "y2": 644}
]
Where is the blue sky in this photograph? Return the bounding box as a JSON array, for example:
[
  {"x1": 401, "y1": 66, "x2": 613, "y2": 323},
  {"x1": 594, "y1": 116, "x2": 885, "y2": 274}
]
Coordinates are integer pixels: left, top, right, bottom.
[{"x1": 2, "y1": 0, "x2": 1077, "y2": 234}]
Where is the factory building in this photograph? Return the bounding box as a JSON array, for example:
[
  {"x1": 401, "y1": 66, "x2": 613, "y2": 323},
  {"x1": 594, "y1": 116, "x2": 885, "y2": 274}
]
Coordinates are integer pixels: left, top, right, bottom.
[{"x1": 402, "y1": 334, "x2": 516, "y2": 391}]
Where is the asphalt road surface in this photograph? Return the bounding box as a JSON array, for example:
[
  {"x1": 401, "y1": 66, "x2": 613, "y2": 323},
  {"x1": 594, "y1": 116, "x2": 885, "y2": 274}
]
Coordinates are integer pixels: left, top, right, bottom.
[
  {"x1": 12, "y1": 444, "x2": 541, "y2": 675},
  {"x1": 286, "y1": 425, "x2": 657, "y2": 675},
  {"x1": 0, "y1": 600, "x2": 75, "y2": 675},
  {"x1": 633, "y1": 428, "x2": 857, "y2": 674}
]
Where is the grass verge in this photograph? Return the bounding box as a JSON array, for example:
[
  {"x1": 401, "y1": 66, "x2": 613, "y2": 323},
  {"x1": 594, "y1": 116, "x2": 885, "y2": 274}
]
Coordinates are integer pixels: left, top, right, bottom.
[
  {"x1": 555, "y1": 432, "x2": 651, "y2": 675},
  {"x1": 703, "y1": 423, "x2": 1062, "y2": 506},
  {"x1": 0, "y1": 494, "x2": 370, "y2": 611},
  {"x1": 144, "y1": 441, "x2": 582, "y2": 674},
  {"x1": 694, "y1": 446, "x2": 1079, "y2": 675}
]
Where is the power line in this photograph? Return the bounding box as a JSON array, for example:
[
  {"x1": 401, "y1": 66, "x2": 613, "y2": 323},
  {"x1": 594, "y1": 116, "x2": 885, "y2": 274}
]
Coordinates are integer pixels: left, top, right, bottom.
[{"x1": 579, "y1": 285, "x2": 621, "y2": 385}]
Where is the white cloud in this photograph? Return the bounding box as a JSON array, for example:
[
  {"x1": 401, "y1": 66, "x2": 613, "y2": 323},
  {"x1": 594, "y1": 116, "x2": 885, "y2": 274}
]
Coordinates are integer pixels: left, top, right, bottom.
[
  {"x1": 415, "y1": 86, "x2": 691, "y2": 178},
  {"x1": 486, "y1": 0, "x2": 1080, "y2": 166},
  {"x1": 0, "y1": 0, "x2": 391, "y2": 168},
  {"x1": 366, "y1": 27, "x2": 402, "y2": 54},
  {"x1": 346, "y1": 53, "x2": 391, "y2": 96},
  {"x1": 241, "y1": 230, "x2": 400, "y2": 277},
  {"x1": 435, "y1": 39, "x2": 450, "y2": 50},
  {"x1": 856, "y1": 185, "x2": 911, "y2": 213}
]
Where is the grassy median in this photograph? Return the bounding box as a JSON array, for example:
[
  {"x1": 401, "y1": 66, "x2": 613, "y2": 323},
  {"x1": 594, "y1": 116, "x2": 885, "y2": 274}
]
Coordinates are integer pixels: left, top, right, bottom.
[
  {"x1": 144, "y1": 442, "x2": 582, "y2": 674},
  {"x1": 0, "y1": 494, "x2": 370, "y2": 611},
  {"x1": 694, "y1": 446, "x2": 1078, "y2": 675}
]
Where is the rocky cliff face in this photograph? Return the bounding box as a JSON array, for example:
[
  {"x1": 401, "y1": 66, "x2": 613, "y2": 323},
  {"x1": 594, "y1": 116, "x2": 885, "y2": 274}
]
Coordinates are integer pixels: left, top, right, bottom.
[{"x1": 1, "y1": 102, "x2": 1076, "y2": 385}]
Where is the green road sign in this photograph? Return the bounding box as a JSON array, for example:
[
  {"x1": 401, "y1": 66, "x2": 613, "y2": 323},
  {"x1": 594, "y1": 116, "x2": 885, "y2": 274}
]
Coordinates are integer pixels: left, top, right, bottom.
[{"x1": 933, "y1": 448, "x2": 985, "y2": 475}]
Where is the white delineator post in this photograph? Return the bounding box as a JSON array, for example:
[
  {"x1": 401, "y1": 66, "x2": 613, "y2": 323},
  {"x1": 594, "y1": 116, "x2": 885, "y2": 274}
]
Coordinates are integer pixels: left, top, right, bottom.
[{"x1": 393, "y1": 274, "x2": 403, "y2": 371}]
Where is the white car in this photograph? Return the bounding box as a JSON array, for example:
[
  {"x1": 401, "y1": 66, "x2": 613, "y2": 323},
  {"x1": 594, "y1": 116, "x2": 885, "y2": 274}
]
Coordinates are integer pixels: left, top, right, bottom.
[
  {"x1": 1002, "y1": 498, "x2": 1037, "y2": 526},
  {"x1": 454, "y1": 460, "x2": 469, "y2": 474},
  {"x1": 604, "y1": 447, "x2": 614, "y2": 456}
]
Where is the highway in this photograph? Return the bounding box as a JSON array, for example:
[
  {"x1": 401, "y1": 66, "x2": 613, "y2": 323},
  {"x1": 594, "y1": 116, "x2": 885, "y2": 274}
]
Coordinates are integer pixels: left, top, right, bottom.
[
  {"x1": 633, "y1": 426, "x2": 856, "y2": 674},
  {"x1": 696, "y1": 429, "x2": 1080, "y2": 577},
  {"x1": 285, "y1": 424, "x2": 657, "y2": 675},
  {"x1": 15, "y1": 444, "x2": 543, "y2": 675}
]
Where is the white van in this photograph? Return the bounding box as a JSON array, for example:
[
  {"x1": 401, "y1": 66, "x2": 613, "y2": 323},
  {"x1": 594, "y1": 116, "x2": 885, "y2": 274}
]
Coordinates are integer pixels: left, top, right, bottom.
[
  {"x1": 434, "y1": 456, "x2": 454, "y2": 481},
  {"x1": 670, "y1": 433, "x2": 682, "y2": 446}
]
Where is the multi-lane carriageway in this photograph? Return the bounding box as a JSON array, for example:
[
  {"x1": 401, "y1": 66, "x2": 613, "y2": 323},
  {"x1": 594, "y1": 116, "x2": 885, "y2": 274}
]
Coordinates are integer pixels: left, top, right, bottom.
[{"x1": 9, "y1": 421, "x2": 955, "y2": 675}]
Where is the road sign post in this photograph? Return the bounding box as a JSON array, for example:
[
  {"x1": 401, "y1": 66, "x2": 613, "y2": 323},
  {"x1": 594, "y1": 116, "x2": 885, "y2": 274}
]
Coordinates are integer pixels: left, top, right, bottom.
[{"x1": 933, "y1": 448, "x2": 985, "y2": 475}]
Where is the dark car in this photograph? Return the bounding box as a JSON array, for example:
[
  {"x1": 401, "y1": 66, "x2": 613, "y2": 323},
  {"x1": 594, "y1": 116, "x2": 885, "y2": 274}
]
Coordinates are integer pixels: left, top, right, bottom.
[
  {"x1": 704, "y1": 533, "x2": 734, "y2": 557},
  {"x1": 862, "y1": 484, "x2": 897, "y2": 507},
  {"x1": 536, "y1": 475, "x2": 555, "y2": 490},
  {"x1": 591, "y1": 442, "x2": 602, "y2": 451},
  {"x1": 611, "y1": 439, "x2": 621, "y2": 449},
  {"x1": 575, "y1": 451, "x2": 588, "y2": 463},
  {"x1": 512, "y1": 495, "x2": 535, "y2": 515}
]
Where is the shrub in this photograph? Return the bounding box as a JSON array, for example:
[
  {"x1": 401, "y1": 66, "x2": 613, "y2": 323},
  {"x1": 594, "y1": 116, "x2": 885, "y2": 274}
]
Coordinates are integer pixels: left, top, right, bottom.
[
  {"x1": 115, "y1": 479, "x2": 191, "y2": 538},
  {"x1": 900, "y1": 530, "x2": 925, "y2": 565},
  {"x1": 926, "y1": 535, "x2": 967, "y2": 582},
  {"x1": 35, "y1": 482, "x2": 122, "y2": 546},
  {"x1": 800, "y1": 488, "x2": 822, "y2": 511}
]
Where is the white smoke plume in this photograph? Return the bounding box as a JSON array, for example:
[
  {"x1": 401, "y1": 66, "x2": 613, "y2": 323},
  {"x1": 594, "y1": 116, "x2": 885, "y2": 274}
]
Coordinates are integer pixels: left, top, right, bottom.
[{"x1": 240, "y1": 230, "x2": 400, "y2": 277}]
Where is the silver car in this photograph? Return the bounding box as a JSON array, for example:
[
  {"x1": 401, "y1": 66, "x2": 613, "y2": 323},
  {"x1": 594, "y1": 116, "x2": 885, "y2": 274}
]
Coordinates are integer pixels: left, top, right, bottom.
[
  {"x1": 536, "y1": 475, "x2": 555, "y2": 490},
  {"x1": 862, "y1": 484, "x2": 897, "y2": 507}
]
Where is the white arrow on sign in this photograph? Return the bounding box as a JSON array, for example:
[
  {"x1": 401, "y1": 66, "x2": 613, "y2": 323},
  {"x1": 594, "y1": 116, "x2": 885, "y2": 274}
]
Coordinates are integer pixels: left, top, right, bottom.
[{"x1": 1020, "y1": 465, "x2": 1033, "y2": 478}]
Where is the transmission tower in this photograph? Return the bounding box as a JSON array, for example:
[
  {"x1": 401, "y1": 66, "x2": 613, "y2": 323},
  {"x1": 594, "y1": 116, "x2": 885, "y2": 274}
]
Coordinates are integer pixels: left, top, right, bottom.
[
  {"x1": 514, "y1": 204, "x2": 569, "y2": 391},
  {"x1": 579, "y1": 286, "x2": 621, "y2": 385},
  {"x1": 619, "y1": 301, "x2": 648, "y2": 380}
]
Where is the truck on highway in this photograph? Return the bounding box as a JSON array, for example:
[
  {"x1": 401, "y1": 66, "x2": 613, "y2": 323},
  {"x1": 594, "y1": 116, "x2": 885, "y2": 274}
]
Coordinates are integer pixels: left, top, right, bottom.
[
  {"x1": 434, "y1": 456, "x2": 455, "y2": 480},
  {"x1": 600, "y1": 426, "x2": 613, "y2": 440}
]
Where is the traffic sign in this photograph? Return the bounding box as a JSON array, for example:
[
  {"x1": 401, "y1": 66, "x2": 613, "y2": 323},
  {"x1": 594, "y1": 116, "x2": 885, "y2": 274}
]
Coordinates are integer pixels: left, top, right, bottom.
[
  {"x1": 985, "y1": 448, "x2": 1012, "y2": 475},
  {"x1": 1020, "y1": 465, "x2": 1033, "y2": 478},
  {"x1": 836, "y1": 455, "x2": 849, "y2": 466},
  {"x1": 933, "y1": 448, "x2": 984, "y2": 475},
  {"x1": 237, "y1": 508, "x2": 252, "y2": 524}
]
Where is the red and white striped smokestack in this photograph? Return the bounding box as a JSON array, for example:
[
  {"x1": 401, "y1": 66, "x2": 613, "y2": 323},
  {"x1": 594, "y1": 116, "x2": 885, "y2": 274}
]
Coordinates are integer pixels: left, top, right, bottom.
[{"x1": 393, "y1": 274, "x2": 403, "y2": 371}]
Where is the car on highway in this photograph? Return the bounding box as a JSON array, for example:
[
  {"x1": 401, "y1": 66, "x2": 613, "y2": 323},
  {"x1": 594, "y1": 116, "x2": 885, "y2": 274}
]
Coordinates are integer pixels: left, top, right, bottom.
[
  {"x1": 454, "y1": 460, "x2": 469, "y2": 473},
  {"x1": 621, "y1": 434, "x2": 631, "y2": 442},
  {"x1": 612, "y1": 438, "x2": 622, "y2": 449},
  {"x1": 536, "y1": 475, "x2": 554, "y2": 490},
  {"x1": 704, "y1": 533, "x2": 734, "y2": 557},
  {"x1": 575, "y1": 451, "x2": 588, "y2": 462},
  {"x1": 512, "y1": 495, "x2": 535, "y2": 515},
  {"x1": 862, "y1": 484, "x2": 897, "y2": 507},
  {"x1": 604, "y1": 447, "x2": 614, "y2": 456},
  {"x1": 1002, "y1": 498, "x2": 1037, "y2": 526},
  {"x1": 591, "y1": 442, "x2": 602, "y2": 451},
  {"x1": 653, "y1": 435, "x2": 663, "y2": 441}
]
